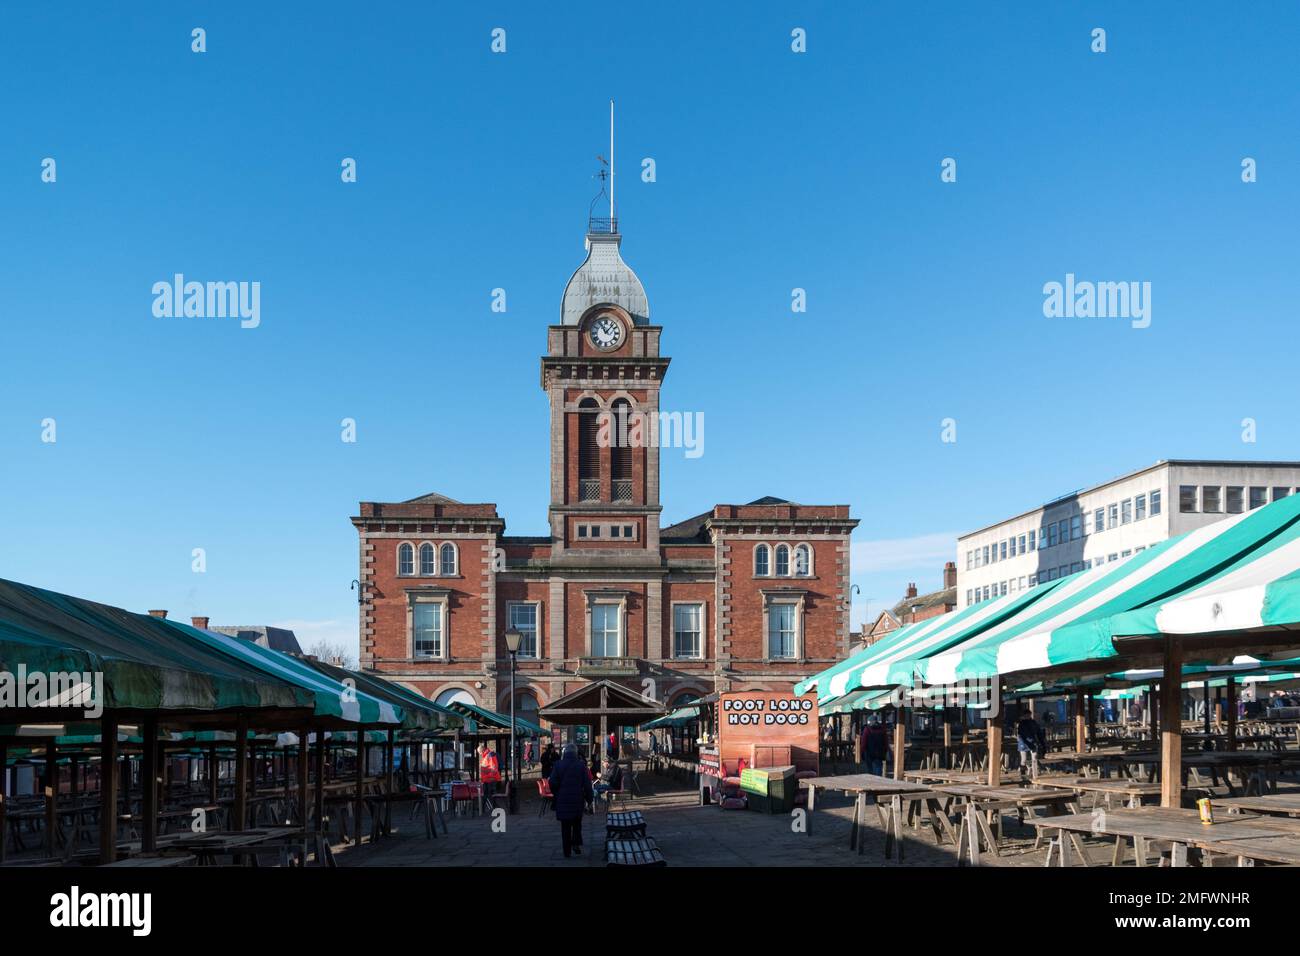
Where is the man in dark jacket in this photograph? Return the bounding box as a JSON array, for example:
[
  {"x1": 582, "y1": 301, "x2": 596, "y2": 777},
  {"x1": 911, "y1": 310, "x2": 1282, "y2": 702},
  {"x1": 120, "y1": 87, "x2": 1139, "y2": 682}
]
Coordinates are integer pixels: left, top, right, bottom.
[
  {"x1": 1016, "y1": 709, "x2": 1043, "y2": 775},
  {"x1": 540, "y1": 743, "x2": 558, "y2": 779},
  {"x1": 860, "y1": 715, "x2": 890, "y2": 776},
  {"x1": 549, "y1": 744, "x2": 594, "y2": 858}
]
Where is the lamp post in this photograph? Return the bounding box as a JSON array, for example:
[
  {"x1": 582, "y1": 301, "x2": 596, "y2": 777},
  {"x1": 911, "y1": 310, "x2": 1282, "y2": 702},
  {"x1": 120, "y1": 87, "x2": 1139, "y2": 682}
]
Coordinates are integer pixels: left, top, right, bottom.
[{"x1": 504, "y1": 628, "x2": 522, "y2": 814}]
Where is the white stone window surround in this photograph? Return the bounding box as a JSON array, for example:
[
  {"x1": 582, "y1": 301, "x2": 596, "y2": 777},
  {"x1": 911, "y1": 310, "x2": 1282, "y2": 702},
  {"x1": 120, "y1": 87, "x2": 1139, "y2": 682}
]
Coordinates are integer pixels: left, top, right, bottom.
[
  {"x1": 752, "y1": 541, "x2": 815, "y2": 578},
  {"x1": 405, "y1": 587, "x2": 452, "y2": 662},
  {"x1": 505, "y1": 600, "x2": 543, "y2": 660},
  {"x1": 669, "y1": 600, "x2": 706, "y2": 660},
  {"x1": 583, "y1": 589, "x2": 630, "y2": 658},
  {"x1": 761, "y1": 589, "x2": 806, "y2": 662}
]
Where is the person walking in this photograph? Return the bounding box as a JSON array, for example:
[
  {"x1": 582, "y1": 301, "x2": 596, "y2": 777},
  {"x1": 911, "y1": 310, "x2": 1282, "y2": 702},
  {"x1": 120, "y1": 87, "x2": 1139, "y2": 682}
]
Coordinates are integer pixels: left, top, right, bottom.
[
  {"x1": 1016, "y1": 709, "x2": 1042, "y2": 776},
  {"x1": 540, "y1": 742, "x2": 558, "y2": 779},
  {"x1": 860, "y1": 715, "x2": 890, "y2": 776},
  {"x1": 548, "y1": 743, "x2": 593, "y2": 858}
]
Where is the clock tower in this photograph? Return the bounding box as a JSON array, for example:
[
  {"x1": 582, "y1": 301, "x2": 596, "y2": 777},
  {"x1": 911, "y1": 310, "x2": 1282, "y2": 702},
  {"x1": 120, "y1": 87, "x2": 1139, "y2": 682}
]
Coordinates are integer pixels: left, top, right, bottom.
[{"x1": 541, "y1": 218, "x2": 669, "y2": 566}]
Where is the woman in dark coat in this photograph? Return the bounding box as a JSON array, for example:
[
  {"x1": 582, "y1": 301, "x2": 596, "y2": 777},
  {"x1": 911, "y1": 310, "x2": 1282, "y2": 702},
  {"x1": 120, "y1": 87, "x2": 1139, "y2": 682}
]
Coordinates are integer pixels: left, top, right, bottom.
[{"x1": 548, "y1": 743, "x2": 594, "y2": 858}]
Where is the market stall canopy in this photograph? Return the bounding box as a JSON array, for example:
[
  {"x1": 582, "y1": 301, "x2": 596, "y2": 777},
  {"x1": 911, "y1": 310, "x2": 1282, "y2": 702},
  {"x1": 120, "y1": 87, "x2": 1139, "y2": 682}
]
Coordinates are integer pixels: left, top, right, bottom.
[
  {"x1": 915, "y1": 493, "x2": 1300, "y2": 686},
  {"x1": 0, "y1": 578, "x2": 313, "y2": 716},
  {"x1": 446, "y1": 700, "x2": 546, "y2": 736},
  {"x1": 538, "y1": 679, "x2": 663, "y2": 726},
  {"x1": 300, "y1": 657, "x2": 463, "y2": 732},
  {"x1": 807, "y1": 581, "x2": 1069, "y2": 703},
  {"x1": 168, "y1": 621, "x2": 402, "y2": 726},
  {"x1": 1108, "y1": 498, "x2": 1300, "y2": 639},
  {"x1": 793, "y1": 620, "x2": 924, "y2": 697},
  {"x1": 641, "y1": 703, "x2": 700, "y2": 729}
]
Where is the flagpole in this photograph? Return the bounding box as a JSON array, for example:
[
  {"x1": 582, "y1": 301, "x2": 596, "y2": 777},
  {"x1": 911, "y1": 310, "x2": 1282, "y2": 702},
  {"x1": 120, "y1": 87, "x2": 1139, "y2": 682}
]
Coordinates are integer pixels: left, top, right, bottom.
[{"x1": 609, "y1": 98, "x2": 615, "y2": 224}]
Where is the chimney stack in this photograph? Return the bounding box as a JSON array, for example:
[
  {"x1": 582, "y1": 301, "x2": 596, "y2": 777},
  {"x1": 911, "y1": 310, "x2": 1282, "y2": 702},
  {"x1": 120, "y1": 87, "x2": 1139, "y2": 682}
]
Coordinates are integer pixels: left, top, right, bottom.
[
  {"x1": 191, "y1": 616, "x2": 210, "y2": 630},
  {"x1": 943, "y1": 561, "x2": 957, "y2": 589},
  {"x1": 147, "y1": 609, "x2": 168, "y2": 619},
  {"x1": 905, "y1": 583, "x2": 918, "y2": 599}
]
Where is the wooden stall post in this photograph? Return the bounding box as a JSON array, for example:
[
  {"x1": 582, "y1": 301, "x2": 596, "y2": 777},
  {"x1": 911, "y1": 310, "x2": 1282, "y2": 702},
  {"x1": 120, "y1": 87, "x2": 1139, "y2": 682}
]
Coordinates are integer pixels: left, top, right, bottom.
[
  {"x1": 986, "y1": 708, "x2": 1003, "y2": 788},
  {"x1": 1226, "y1": 677, "x2": 1238, "y2": 752},
  {"x1": 1203, "y1": 680, "x2": 1212, "y2": 737},
  {"x1": 384, "y1": 728, "x2": 395, "y2": 836},
  {"x1": 354, "y1": 735, "x2": 366, "y2": 845},
  {"x1": 1160, "y1": 639, "x2": 1184, "y2": 808},
  {"x1": 44, "y1": 742, "x2": 58, "y2": 857},
  {"x1": 298, "y1": 729, "x2": 310, "y2": 828},
  {"x1": 233, "y1": 716, "x2": 249, "y2": 831},
  {"x1": 99, "y1": 713, "x2": 119, "y2": 864},
  {"x1": 141, "y1": 716, "x2": 158, "y2": 853},
  {"x1": 892, "y1": 707, "x2": 906, "y2": 779},
  {"x1": 314, "y1": 730, "x2": 326, "y2": 832},
  {"x1": 1074, "y1": 690, "x2": 1086, "y2": 754},
  {"x1": 0, "y1": 743, "x2": 7, "y2": 865},
  {"x1": 207, "y1": 742, "x2": 218, "y2": 804},
  {"x1": 942, "y1": 707, "x2": 952, "y2": 768}
]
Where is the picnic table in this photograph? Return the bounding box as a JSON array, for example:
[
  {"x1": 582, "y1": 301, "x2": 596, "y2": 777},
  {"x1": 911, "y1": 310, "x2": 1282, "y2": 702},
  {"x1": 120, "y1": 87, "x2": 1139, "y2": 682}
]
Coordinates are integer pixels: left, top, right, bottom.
[
  {"x1": 1036, "y1": 777, "x2": 1170, "y2": 810},
  {"x1": 163, "y1": 826, "x2": 312, "y2": 866},
  {"x1": 929, "y1": 783, "x2": 1079, "y2": 865},
  {"x1": 798, "y1": 774, "x2": 937, "y2": 860},
  {"x1": 1030, "y1": 806, "x2": 1290, "y2": 867},
  {"x1": 1215, "y1": 793, "x2": 1300, "y2": 818}
]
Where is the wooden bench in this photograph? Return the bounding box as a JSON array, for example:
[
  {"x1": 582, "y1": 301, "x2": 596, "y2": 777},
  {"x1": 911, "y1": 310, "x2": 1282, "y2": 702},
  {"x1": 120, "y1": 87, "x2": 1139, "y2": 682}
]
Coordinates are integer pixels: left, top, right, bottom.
[
  {"x1": 605, "y1": 810, "x2": 646, "y2": 840},
  {"x1": 605, "y1": 837, "x2": 666, "y2": 867}
]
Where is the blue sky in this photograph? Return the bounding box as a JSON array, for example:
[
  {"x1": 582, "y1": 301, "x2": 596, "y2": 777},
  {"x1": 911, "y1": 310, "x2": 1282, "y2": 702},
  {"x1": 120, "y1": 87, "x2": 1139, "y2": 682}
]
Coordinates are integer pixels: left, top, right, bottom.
[{"x1": 2, "y1": 3, "x2": 1298, "y2": 649}]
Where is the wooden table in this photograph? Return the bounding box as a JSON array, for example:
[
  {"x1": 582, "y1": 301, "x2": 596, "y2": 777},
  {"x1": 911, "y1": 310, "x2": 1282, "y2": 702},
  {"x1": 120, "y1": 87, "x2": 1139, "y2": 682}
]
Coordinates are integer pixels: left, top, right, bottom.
[
  {"x1": 1036, "y1": 777, "x2": 1168, "y2": 810},
  {"x1": 1031, "y1": 806, "x2": 1285, "y2": 867},
  {"x1": 930, "y1": 784, "x2": 1079, "y2": 865},
  {"x1": 798, "y1": 774, "x2": 936, "y2": 860},
  {"x1": 1215, "y1": 793, "x2": 1300, "y2": 818}
]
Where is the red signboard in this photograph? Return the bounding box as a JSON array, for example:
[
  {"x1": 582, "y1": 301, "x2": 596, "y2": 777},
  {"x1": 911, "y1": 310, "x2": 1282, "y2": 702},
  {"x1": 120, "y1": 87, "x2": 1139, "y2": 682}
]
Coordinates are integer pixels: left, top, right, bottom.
[{"x1": 717, "y1": 691, "x2": 819, "y2": 775}]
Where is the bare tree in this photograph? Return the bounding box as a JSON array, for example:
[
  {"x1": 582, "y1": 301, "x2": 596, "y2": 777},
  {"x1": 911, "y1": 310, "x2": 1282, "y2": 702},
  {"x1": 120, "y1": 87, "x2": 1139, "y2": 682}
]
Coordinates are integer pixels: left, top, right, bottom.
[{"x1": 305, "y1": 640, "x2": 357, "y2": 670}]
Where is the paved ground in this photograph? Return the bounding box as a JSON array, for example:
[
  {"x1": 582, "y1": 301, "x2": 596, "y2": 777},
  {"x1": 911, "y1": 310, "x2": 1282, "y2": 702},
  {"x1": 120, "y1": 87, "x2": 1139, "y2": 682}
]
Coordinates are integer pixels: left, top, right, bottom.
[{"x1": 334, "y1": 771, "x2": 1086, "y2": 867}]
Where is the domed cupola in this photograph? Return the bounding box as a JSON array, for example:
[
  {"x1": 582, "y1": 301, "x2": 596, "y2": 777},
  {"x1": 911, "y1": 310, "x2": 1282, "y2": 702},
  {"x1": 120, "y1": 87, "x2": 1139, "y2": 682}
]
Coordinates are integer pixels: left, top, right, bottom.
[
  {"x1": 560, "y1": 229, "x2": 650, "y2": 327},
  {"x1": 560, "y1": 136, "x2": 649, "y2": 326}
]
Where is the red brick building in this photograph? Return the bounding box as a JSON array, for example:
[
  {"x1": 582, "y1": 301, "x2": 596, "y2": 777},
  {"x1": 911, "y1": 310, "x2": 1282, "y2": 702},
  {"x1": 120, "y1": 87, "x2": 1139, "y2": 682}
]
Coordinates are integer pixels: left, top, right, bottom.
[{"x1": 351, "y1": 218, "x2": 858, "y2": 728}]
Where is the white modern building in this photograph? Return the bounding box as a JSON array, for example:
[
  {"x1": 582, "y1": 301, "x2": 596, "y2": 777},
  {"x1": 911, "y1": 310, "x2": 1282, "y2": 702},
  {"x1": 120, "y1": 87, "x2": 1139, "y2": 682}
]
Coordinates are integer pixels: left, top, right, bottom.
[{"x1": 956, "y1": 460, "x2": 1300, "y2": 610}]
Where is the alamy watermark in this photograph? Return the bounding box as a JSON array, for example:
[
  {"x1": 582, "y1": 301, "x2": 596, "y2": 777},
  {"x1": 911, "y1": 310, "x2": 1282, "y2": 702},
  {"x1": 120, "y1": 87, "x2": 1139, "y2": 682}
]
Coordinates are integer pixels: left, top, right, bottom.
[
  {"x1": 1042, "y1": 273, "x2": 1150, "y2": 329},
  {"x1": 0, "y1": 666, "x2": 103, "y2": 718},
  {"x1": 152, "y1": 274, "x2": 261, "y2": 329},
  {"x1": 596, "y1": 406, "x2": 704, "y2": 459}
]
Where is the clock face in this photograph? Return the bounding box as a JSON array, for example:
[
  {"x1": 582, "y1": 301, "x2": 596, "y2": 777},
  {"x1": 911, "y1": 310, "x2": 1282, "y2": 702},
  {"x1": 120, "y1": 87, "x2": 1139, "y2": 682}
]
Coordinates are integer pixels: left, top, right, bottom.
[{"x1": 588, "y1": 315, "x2": 624, "y2": 351}]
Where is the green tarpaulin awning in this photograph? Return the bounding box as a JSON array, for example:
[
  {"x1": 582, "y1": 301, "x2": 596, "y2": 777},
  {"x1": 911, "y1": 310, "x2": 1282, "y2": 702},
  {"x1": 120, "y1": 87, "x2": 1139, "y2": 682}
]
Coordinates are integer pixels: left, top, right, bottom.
[
  {"x1": 0, "y1": 578, "x2": 313, "y2": 715},
  {"x1": 446, "y1": 700, "x2": 546, "y2": 736}
]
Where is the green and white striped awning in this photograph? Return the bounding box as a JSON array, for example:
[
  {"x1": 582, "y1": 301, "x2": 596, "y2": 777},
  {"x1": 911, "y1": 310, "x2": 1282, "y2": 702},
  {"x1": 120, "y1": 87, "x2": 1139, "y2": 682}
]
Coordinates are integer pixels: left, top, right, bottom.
[
  {"x1": 810, "y1": 581, "x2": 1069, "y2": 703},
  {"x1": 794, "y1": 620, "x2": 926, "y2": 698},
  {"x1": 916, "y1": 493, "x2": 1300, "y2": 685},
  {"x1": 1108, "y1": 495, "x2": 1300, "y2": 639}
]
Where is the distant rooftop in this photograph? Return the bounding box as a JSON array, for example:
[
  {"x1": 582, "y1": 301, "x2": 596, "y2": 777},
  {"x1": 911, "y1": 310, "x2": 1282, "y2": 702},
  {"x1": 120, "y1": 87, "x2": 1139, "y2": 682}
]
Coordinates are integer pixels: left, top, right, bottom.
[{"x1": 210, "y1": 626, "x2": 303, "y2": 656}]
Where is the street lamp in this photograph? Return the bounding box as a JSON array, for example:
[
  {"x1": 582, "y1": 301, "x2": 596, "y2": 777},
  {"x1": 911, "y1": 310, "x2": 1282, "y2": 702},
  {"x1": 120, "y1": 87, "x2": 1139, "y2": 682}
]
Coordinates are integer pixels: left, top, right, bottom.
[{"x1": 504, "y1": 628, "x2": 523, "y2": 814}]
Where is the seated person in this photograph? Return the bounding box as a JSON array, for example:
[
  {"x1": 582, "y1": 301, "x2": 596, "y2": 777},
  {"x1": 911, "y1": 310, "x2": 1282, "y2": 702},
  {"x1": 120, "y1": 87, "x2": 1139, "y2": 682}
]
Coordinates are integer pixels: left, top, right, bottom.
[{"x1": 592, "y1": 761, "x2": 624, "y2": 802}]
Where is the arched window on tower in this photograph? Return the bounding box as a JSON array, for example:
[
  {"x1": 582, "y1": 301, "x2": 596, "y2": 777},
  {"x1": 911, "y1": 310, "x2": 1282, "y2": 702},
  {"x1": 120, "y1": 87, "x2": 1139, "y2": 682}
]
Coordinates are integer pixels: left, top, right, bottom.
[
  {"x1": 439, "y1": 543, "x2": 458, "y2": 576},
  {"x1": 419, "y1": 543, "x2": 436, "y2": 576},
  {"x1": 578, "y1": 398, "x2": 600, "y2": 501},
  {"x1": 754, "y1": 544, "x2": 771, "y2": 577},
  {"x1": 610, "y1": 398, "x2": 633, "y2": 503},
  {"x1": 794, "y1": 544, "x2": 811, "y2": 576},
  {"x1": 775, "y1": 544, "x2": 790, "y2": 576},
  {"x1": 397, "y1": 543, "x2": 415, "y2": 576}
]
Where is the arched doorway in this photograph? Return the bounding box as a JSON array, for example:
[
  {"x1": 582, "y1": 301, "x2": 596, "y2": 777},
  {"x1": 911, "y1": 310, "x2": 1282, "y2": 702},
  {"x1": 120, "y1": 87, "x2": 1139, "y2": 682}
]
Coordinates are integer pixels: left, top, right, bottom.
[{"x1": 434, "y1": 687, "x2": 477, "y2": 708}]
